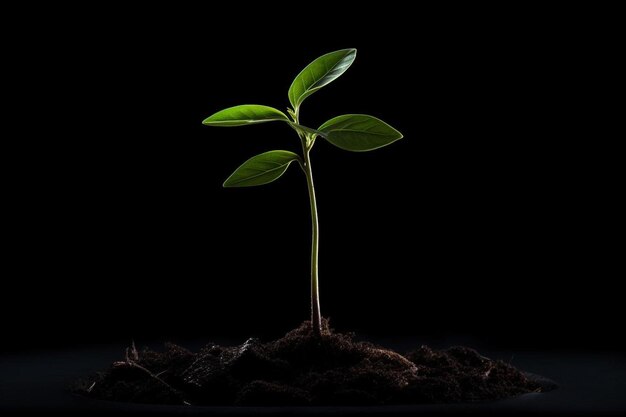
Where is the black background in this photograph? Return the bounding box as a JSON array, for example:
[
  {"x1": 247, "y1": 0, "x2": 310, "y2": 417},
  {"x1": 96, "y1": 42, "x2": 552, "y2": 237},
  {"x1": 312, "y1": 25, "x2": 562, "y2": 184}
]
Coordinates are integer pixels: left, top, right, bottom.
[{"x1": 4, "y1": 4, "x2": 620, "y2": 353}]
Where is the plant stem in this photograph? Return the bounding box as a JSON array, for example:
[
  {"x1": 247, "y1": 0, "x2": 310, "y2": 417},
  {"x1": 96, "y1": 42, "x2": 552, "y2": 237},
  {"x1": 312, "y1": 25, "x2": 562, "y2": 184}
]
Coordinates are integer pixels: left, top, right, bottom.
[{"x1": 302, "y1": 145, "x2": 322, "y2": 336}]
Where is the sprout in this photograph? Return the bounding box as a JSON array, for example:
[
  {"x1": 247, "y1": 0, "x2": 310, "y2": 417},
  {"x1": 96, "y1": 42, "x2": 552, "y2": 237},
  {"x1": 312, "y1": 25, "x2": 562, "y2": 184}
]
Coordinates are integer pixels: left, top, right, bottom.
[{"x1": 203, "y1": 49, "x2": 403, "y2": 336}]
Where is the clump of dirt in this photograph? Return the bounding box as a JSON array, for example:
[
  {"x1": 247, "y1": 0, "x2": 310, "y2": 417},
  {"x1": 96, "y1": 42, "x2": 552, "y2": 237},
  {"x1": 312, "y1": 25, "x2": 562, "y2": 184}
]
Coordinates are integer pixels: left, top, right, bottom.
[{"x1": 82, "y1": 320, "x2": 554, "y2": 406}]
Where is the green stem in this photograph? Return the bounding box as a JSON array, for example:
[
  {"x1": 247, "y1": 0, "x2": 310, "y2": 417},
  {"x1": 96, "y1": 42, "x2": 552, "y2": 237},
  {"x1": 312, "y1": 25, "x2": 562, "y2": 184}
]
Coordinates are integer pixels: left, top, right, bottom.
[{"x1": 302, "y1": 143, "x2": 322, "y2": 336}]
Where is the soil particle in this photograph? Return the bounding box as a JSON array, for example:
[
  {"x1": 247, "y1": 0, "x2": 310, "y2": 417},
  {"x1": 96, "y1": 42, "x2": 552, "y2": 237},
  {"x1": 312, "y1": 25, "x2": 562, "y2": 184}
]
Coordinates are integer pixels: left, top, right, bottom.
[{"x1": 83, "y1": 320, "x2": 553, "y2": 406}]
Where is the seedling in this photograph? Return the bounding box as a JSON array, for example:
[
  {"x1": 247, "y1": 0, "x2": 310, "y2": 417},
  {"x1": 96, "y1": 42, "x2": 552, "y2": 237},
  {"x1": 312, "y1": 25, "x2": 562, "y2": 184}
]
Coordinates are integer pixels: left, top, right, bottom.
[{"x1": 203, "y1": 49, "x2": 402, "y2": 336}]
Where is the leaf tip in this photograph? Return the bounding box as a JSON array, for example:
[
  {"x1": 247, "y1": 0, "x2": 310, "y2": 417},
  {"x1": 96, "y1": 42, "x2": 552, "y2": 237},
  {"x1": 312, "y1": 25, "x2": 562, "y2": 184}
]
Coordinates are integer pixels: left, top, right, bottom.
[
  {"x1": 345, "y1": 48, "x2": 357, "y2": 60},
  {"x1": 202, "y1": 114, "x2": 220, "y2": 126},
  {"x1": 222, "y1": 173, "x2": 238, "y2": 187}
]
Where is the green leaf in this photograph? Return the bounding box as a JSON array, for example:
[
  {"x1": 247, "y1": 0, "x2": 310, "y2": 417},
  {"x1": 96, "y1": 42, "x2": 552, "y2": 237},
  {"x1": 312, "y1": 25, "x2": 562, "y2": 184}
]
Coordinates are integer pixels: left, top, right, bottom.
[
  {"x1": 223, "y1": 150, "x2": 300, "y2": 187},
  {"x1": 203, "y1": 105, "x2": 289, "y2": 126},
  {"x1": 288, "y1": 49, "x2": 357, "y2": 111},
  {"x1": 319, "y1": 114, "x2": 403, "y2": 152}
]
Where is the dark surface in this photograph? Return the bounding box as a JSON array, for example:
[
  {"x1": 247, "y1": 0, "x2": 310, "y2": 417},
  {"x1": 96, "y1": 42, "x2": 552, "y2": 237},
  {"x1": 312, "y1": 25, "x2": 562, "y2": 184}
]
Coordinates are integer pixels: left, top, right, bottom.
[
  {"x1": 83, "y1": 322, "x2": 549, "y2": 406},
  {"x1": 4, "y1": 4, "x2": 621, "y2": 356},
  {"x1": 1, "y1": 339, "x2": 625, "y2": 415}
]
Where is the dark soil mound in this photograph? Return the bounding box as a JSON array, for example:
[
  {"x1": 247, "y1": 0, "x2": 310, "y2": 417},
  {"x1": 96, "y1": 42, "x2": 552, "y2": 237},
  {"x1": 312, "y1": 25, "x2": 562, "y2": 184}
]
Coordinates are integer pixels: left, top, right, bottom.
[{"x1": 82, "y1": 321, "x2": 554, "y2": 406}]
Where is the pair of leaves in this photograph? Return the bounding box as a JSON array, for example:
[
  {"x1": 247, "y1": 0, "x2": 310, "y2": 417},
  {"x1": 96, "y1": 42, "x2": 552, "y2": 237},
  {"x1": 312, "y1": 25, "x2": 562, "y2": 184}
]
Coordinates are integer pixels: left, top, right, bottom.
[
  {"x1": 203, "y1": 106, "x2": 402, "y2": 152},
  {"x1": 203, "y1": 48, "x2": 356, "y2": 126},
  {"x1": 218, "y1": 113, "x2": 402, "y2": 187}
]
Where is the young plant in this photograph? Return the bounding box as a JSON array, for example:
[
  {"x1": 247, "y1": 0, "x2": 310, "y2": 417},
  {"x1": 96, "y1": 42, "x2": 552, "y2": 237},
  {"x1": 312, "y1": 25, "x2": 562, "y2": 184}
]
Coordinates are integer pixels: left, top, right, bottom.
[{"x1": 203, "y1": 49, "x2": 402, "y2": 336}]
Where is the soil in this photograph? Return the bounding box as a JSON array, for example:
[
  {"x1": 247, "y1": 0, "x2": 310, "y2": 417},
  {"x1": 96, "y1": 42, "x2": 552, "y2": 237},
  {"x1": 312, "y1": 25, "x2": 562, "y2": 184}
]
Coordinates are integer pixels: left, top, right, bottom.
[{"x1": 80, "y1": 320, "x2": 555, "y2": 406}]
